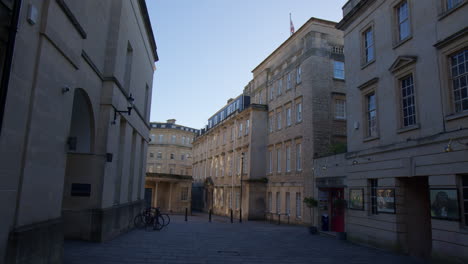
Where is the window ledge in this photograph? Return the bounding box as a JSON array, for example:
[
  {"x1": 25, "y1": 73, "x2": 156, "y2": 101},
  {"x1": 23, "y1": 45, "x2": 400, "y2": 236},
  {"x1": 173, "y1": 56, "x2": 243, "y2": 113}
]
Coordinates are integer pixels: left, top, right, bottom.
[
  {"x1": 438, "y1": 2, "x2": 467, "y2": 21},
  {"x1": 445, "y1": 111, "x2": 468, "y2": 121},
  {"x1": 361, "y1": 59, "x2": 375, "y2": 70},
  {"x1": 333, "y1": 78, "x2": 345, "y2": 82},
  {"x1": 392, "y1": 36, "x2": 413, "y2": 50},
  {"x1": 397, "y1": 123, "x2": 420, "y2": 134},
  {"x1": 363, "y1": 135, "x2": 380, "y2": 142}
]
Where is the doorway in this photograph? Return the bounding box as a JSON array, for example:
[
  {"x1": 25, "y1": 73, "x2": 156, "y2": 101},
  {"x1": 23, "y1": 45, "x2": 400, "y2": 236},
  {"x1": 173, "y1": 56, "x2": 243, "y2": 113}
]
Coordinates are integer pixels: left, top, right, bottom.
[
  {"x1": 400, "y1": 177, "x2": 432, "y2": 259},
  {"x1": 330, "y1": 188, "x2": 345, "y2": 232}
]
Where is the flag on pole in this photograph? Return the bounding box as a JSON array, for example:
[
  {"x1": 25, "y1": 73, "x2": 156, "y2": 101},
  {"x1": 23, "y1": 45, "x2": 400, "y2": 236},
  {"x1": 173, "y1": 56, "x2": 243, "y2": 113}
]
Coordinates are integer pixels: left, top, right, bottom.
[{"x1": 290, "y1": 13, "x2": 295, "y2": 35}]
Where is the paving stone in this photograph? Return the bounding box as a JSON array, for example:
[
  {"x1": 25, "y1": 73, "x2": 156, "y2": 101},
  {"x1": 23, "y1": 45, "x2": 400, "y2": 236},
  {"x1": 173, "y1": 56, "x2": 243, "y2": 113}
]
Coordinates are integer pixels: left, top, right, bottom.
[{"x1": 64, "y1": 213, "x2": 426, "y2": 264}]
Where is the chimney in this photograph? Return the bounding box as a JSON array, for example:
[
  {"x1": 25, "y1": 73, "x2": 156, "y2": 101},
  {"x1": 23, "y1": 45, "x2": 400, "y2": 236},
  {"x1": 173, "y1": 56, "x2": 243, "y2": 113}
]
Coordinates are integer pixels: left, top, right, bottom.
[
  {"x1": 167, "y1": 119, "x2": 176, "y2": 124},
  {"x1": 227, "y1": 98, "x2": 234, "y2": 104}
]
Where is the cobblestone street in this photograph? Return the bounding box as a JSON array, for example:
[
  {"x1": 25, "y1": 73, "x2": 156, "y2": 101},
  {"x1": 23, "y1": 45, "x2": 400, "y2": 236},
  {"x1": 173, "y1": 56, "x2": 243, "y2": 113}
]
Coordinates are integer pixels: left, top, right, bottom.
[{"x1": 65, "y1": 213, "x2": 426, "y2": 264}]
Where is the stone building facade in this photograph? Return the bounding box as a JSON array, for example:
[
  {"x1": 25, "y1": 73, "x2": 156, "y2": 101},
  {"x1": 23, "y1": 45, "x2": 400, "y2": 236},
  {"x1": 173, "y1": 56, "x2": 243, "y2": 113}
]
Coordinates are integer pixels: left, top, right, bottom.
[
  {"x1": 0, "y1": 0, "x2": 157, "y2": 263},
  {"x1": 193, "y1": 18, "x2": 346, "y2": 224},
  {"x1": 322, "y1": 0, "x2": 468, "y2": 262},
  {"x1": 192, "y1": 96, "x2": 268, "y2": 220},
  {"x1": 145, "y1": 120, "x2": 198, "y2": 214}
]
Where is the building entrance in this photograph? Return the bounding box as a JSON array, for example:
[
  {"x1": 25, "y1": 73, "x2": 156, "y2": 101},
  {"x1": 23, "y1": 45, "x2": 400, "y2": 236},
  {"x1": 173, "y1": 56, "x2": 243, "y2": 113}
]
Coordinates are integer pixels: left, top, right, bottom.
[
  {"x1": 399, "y1": 177, "x2": 432, "y2": 259},
  {"x1": 318, "y1": 187, "x2": 345, "y2": 232}
]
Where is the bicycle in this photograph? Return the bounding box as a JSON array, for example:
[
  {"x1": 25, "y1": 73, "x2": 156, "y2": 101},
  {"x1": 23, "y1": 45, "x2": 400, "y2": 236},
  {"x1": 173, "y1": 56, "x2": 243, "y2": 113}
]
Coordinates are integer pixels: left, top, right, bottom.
[{"x1": 134, "y1": 207, "x2": 165, "y2": 230}]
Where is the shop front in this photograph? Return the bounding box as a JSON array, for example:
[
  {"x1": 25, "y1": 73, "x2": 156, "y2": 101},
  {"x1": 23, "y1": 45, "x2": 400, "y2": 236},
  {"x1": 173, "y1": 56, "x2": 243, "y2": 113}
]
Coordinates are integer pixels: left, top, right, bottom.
[{"x1": 317, "y1": 177, "x2": 346, "y2": 233}]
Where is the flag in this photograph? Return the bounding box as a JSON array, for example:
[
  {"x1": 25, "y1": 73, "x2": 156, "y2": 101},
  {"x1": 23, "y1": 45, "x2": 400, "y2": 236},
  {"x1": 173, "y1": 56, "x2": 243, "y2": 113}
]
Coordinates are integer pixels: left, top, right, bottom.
[{"x1": 290, "y1": 13, "x2": 295, "y2": 35}]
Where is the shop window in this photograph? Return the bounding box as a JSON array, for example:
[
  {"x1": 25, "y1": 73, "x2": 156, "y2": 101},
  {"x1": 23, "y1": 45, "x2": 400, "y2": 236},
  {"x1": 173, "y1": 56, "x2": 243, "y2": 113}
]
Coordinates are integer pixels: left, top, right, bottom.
[{"x1": 463, "y1": 175, "x2": 468, "y2": 226}]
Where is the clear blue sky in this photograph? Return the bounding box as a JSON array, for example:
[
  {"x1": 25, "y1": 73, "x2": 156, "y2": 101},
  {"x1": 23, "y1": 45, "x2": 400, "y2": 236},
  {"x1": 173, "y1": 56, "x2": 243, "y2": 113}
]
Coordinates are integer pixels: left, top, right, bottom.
[{"x1": 146, "y1": 0, "x2": 347, "y2": 129}]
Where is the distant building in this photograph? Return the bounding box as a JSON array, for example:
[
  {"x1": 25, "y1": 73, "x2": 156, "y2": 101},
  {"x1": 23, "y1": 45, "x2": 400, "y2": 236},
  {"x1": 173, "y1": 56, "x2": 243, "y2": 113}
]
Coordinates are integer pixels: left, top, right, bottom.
[
  {"x1": 332, "y1": 0, "x2": 468, "y2": 261},
  {"x1": 145, "y1": 120, "x2": 199, "y2": 214},
  {"x1": 192, "y1": 18, "x2": 346, "y2": 224},
  {"x1": 0, "y1": 1, "x2": 157, "y2": 263}
]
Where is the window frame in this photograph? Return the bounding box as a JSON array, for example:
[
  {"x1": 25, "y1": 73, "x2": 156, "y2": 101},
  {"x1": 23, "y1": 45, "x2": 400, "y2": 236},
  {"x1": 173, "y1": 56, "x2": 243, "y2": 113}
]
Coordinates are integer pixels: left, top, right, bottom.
[
  {"x1": 333, "y1": 61, "x2": 345, "y2": 80},
  {"x1": 361, "y1": 23, "x2": 376, "y2": 67},
  {"x1": 393, "y1": 0, "x2": 412, "y2": 46},
  {"x1": 296, "y1": 66, "x2": 302, "y2": 84}
]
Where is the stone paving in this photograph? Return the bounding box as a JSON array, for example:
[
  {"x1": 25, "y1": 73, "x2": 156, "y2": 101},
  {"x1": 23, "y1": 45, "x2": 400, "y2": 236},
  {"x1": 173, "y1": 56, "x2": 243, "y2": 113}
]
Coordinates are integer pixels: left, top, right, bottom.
[{"x1": 65, "y1": 213, "x2": 426, "y2": 264}]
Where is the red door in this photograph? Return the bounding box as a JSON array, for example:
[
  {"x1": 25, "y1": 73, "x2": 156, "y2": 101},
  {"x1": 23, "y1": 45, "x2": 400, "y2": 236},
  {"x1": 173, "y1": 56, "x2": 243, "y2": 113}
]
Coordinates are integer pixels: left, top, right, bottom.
[{"x1": 330, "y1": 188, "x2": 345, "y2": 232}]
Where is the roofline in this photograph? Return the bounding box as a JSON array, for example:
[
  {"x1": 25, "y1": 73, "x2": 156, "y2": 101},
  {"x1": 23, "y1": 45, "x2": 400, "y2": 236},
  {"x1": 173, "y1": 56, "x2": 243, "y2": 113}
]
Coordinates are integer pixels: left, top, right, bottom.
[
  {"x1": 149, "y1": 122, "x2": 199, "y2": 131},
  {"x1": 336, "y1": 0, "x2": 375, "y2": 30},
  {"x1": 138, "y1": 0, "x2": 159, "y2": 62},
  {"x1": 251, "y1": 17, "x2": 338, "y2": 74}
]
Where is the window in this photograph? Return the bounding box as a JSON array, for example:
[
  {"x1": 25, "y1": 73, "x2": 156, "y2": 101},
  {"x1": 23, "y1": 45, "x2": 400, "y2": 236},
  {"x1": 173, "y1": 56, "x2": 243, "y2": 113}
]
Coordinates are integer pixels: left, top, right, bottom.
[
  {"x1": 180, "y1": 187, "x2": 188, "y2": 201},
  {"x1": 287, "y1": 72, "x2": 292, "y2": 90},
  {"x1": 450, "y1": 49, "x2": 468, "y2": 113},
  {"x1": 239, "y1": 123, "x2": 243, "y2": 137},
  {"x1": 170, "y1": 153, "x2": 175, "y2": 159},
  {"x1": 370, "y1": 179, "x2": 378, "y2": 214},
  {"x1": 462, "y1": 175, "x2": 468, "y2": 226},
  {"x1": 396, "y1": 1, "x2": 410, "y2": 41},
  {"x1": 296, "y1": 143, "x2": 302, "y2": 171},
  {"x1": 181, "y1": 154, "x2": 185, "y2": 160},
  {"x1": 363, "y1": 27, "x2": 374, "y2": 63},
  {"x1": 169, "y1": 167, "x2": 174, "y2": 174},
  {"x1": 149, "y1": 152, "x2": 154, "y2": 158},
  {"x1": 259, "y1": 92, "x2": 263, "y2": 104},
  {"x1": 285, "y1": 192, "x2": 291, "y2": 215},
  {"x1": 270, "y1": 85, "x2": 274, "y2": 100},
  {"x1": 296, "y1": 66, "x2": 302, "y2": 83},
  {"x1": 269, "y1": 115, "x2": 274, "y2": 133},
  {"x1": 447, "y1": 0, "x2": 463, "y2": 10},
  {"x1": 277, "y1": 111, "x2": 282, "y2": 130},
  {"x1": 171, "y1": 135, "x2": 176, "y2": 144},
  {"x1": 296, "y1": 193, "x2": 302, "y2": 218},
  {"x1": 286, "y1": 146, "x2": 291, "y2": 172},
  {"x1": 334, "y1": 61, "x2": 345, "y2": 79},
  {"x1": 277, "y1": 78, "x2": 282, "y2": 95},
  {"x1": 182, "y1": 136, "x2": 186, "y2": 145},
  {"x1": 335, "y1": 99, "x2": 346, "y2": 119},
  {"x1": 400, "y1": 74, "x2": 417, "y2": 127},
  {"x1": 245, "y1": 120, "x2": 250, "y2": 135},
  {"x1": 286, "y1": 107, "x2": 291, "y2": 126},
  {"x1": 231, "y1": 127, "x2": 235, "y2": 141},
  {"x1": 268, "y1": 150, "x2": 273, "y2": 173},
  {"x1": 296, "y1": 102, "x2": 302, "y2": 122},
  {"x1": 223, "y1": 130, "x2": 227, "y2": 144},
  {"x1": 366, "y1": 92, "x2": 378, "y2": 137},
  {"x1": 268, "y1": 192, "x2": 272, "y2": 212},
  {"x1": 158, "y1": 134, "x2": 164, "y2": 143},
  {"x1": 157, "y1": 152, "x2": 162, "y2": 159},
  {"x1": 276, "y1": 192, "x2": 281, "y2": 214},
  {"x1": 150, "y1": 134, "x2": 156, "y2": 143},
  {"x1": 276, "y1": 148, "x2": 281, "y2": 173}
]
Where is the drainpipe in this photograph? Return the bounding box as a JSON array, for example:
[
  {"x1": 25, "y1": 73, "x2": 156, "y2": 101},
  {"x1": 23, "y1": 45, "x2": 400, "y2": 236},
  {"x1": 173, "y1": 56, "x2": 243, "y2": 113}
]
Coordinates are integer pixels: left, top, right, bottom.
[{"x1": 0, "y1": 0, "x2": 22, "y2": 135}]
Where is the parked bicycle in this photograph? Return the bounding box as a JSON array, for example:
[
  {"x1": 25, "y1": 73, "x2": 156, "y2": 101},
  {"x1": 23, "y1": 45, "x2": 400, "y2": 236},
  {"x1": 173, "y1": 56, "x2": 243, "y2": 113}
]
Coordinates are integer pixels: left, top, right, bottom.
[{"x1": 134, "y1": 207, "x2": 167, "y2": 230}]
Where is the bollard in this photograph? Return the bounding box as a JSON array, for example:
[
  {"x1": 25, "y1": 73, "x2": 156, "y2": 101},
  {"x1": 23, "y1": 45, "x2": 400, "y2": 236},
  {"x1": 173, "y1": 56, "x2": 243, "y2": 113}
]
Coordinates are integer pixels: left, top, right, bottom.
[
  {"x1": 239, "y1": 209, "x2": 242, "y2": 223},
  {"x1": 230, "y1": 209, "x2": 233, "y2": 223},
  {"x1": 209, "y1": 209, "x2": 212, "y2": 222},
  {"x1": 287, "y1": 214, "x2": 290, "y2": 225},
  {"x1": 278, "y1": 214, "x2": 281, "y2": 225},
  {"x1": 185, "y1": 208, "x2": 188, "y2": 222}
]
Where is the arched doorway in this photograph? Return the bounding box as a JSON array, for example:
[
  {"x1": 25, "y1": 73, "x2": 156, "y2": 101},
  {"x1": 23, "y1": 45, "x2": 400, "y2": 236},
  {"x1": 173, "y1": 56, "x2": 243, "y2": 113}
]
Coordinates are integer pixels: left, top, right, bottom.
[{"x1": 62, "y1": 88, "x2": 97, "y2": 240}]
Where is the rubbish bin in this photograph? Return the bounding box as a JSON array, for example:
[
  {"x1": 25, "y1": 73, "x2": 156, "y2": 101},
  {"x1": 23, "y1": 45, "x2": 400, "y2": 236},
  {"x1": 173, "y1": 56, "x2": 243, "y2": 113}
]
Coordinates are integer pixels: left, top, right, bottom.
[{"x1": 321, "y1": 214, "x2": 329, "y2": 231}]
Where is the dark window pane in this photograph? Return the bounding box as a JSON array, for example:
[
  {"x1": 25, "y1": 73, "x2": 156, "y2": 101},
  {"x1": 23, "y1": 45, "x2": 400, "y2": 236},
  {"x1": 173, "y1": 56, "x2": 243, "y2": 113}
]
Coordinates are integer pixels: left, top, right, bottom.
[{"x1": 462, "y1": 175, "x2": 468, "y2": 186}]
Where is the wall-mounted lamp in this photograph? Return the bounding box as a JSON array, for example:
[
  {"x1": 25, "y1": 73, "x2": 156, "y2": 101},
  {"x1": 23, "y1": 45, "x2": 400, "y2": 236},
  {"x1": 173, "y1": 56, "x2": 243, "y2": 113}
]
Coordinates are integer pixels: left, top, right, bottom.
[
  {"x1": 444, "y1": 140, "x2": 453, "y2": 153},
  {"x1": 112, "y1": 94, "x2": 135, "y2": 124},
  {"x1": 444, "y1": 139, "x2": 468, "y2": 152}
]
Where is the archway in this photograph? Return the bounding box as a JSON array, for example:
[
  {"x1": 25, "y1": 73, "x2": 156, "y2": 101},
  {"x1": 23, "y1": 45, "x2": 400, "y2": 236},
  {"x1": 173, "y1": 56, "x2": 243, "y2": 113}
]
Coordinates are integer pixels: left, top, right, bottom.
[{"x1": 62, "y1": 88, "x2": 97, "y2": 240}]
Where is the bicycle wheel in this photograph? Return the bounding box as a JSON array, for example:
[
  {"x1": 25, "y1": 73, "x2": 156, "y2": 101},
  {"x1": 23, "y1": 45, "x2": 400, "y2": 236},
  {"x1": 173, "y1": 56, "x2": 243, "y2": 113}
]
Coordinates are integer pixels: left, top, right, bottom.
[
  {"x1": 162, "y1": 214, "x2": 170, "y2": 226},
  {"x1": 153, "y1": 215, "x2": 165, "y2": 230},
  {"x1": 134, "y1": 214, "x2": 145, "y2": 229}
]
